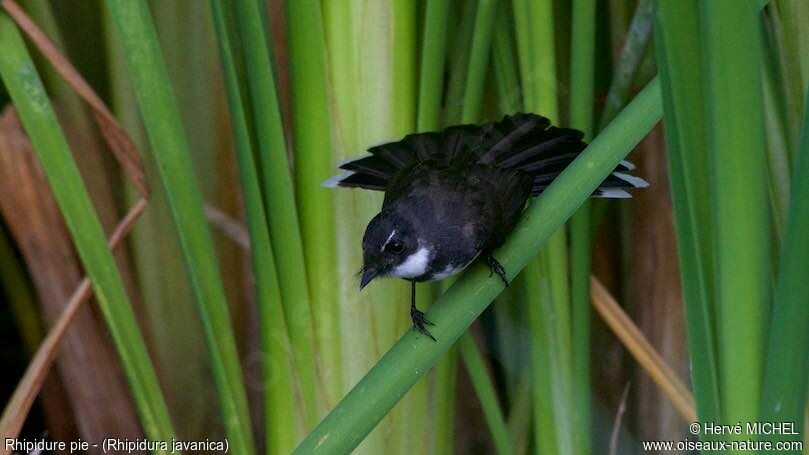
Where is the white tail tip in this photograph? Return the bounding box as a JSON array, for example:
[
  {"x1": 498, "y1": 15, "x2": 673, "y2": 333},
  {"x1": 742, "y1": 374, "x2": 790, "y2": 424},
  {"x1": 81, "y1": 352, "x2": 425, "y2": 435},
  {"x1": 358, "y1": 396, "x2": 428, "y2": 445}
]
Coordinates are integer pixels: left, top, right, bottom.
[
  {"x1": 322, "y1": 171, "x2": 355, "y2": 188},
  {"x1": 612, "y1": 171, "x2": 649, "y2": 188}
]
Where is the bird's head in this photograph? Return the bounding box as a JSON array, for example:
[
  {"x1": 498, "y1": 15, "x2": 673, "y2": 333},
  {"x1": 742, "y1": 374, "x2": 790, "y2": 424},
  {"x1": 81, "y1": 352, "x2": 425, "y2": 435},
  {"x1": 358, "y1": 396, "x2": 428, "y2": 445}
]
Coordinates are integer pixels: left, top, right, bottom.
[{"x1": 359, "y1": 211, "x2": 425, "y2": 289}]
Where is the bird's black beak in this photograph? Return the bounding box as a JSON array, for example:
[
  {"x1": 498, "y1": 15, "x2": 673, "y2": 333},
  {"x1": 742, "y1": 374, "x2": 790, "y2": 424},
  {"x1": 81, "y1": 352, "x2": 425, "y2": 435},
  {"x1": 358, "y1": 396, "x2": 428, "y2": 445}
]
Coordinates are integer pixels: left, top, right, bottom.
[{"x1": 360, "y1": 267, "x2": 379, "y2": 290}]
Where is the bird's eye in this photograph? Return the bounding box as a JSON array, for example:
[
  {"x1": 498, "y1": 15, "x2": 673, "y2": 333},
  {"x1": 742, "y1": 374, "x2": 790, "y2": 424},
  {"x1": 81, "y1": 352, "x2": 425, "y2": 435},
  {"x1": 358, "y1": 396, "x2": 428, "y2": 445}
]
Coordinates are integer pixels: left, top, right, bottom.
[{"x1": 386, "y1": 240, "x2": 404, "y2": 254}]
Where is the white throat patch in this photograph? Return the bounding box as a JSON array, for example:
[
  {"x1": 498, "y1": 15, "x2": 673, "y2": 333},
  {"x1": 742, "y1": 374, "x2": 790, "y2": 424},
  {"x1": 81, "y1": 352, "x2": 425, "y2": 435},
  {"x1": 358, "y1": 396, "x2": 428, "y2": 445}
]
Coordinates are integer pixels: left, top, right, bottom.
[{"x1": 391, "y1": 247, "x2": 430, "y2": 279}]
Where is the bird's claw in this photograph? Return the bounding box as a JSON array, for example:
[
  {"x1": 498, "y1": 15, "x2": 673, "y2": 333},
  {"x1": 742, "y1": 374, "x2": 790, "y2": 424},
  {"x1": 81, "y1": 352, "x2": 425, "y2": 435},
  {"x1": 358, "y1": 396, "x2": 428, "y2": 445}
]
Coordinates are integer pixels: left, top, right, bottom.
[
  {"x1": 485, "y1": 254, "x2": 509, "y2": 288},
  {"x1": 410, "y1": 307, "x2": 436, "y2": 341}
]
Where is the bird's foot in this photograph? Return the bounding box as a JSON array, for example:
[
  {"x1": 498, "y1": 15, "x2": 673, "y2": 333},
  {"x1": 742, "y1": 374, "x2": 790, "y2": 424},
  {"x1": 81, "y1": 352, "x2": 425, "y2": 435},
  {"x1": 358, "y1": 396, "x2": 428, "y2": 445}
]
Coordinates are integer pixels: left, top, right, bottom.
[
  {"x1": 485, "y1": 254, "x2": 509, "y2": 288},
  {"x1": 410, "y1": 306, "x2": 436, "y2": 342}
]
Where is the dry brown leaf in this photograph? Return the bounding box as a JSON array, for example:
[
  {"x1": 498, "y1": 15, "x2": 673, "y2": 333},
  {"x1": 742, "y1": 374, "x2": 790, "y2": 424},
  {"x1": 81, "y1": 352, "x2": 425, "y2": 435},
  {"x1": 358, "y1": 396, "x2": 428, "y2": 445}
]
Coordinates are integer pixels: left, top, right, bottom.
[
  {"x1": 591, "y1": 275, "x2": 697, "y2": 422},
  {"x1": 0, "y1": 199, "x2": 146, "y2": 445},
  {"x1": 0, "y1": 109, "x2": 145, "y2": 444},
  {"x1": 2, "y1": 0, "x2": 149, "y2": 197}
]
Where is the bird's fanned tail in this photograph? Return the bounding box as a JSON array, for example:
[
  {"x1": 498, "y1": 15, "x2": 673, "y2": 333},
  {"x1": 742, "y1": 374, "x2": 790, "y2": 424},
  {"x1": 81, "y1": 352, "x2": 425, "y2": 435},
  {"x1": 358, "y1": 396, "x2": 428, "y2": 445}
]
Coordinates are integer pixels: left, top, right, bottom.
[{"x1": 323, "y1": 113, "x2": 648, "y2": 197}]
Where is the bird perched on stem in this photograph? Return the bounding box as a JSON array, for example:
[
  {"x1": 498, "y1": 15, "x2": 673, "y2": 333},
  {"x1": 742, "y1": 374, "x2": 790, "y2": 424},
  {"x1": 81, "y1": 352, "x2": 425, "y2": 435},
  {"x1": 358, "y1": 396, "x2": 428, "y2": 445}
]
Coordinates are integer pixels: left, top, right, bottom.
[{"x1": 325, "y1": 113, "x2": 648, "y2": 340}]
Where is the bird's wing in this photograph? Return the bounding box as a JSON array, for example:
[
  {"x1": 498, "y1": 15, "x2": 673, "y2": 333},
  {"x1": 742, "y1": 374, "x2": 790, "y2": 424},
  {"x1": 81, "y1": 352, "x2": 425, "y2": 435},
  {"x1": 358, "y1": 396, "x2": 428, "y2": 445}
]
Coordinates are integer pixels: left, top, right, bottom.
[
  {"x1": 476, "y1": 113, "x2": 647, "y2": 197},
  {"x1": 323, "y1": 113, "x2": 648, "y2": 197},
  {"x1": 322, "y1": 126, "x2": 483, "y2": 191}
]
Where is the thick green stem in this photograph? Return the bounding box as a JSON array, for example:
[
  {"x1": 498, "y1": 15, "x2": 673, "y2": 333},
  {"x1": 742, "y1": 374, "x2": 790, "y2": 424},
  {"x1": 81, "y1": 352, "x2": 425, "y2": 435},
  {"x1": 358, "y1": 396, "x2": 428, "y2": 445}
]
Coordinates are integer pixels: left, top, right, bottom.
[
  {"x1": 654, "y1": 0, "x2": 722, "y2": 427},
  {"x1": 284, "y1": 0, "x2": 333, "y2": 424},
  {"x1": 759, "y1": 90, "x2": 809, "y2": 454},
  {"x1": 569, "y1": 0, "x2": 596, "y2": 454},
  {"x1": 701, "y1": 2, "x2": 770, "y2": 442}
]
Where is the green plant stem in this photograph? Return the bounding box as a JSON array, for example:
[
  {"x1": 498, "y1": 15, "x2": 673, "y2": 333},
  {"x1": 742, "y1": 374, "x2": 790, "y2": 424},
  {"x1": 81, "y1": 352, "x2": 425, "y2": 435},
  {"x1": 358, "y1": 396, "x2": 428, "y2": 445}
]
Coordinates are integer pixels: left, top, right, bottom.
[
  {"x1": 776, "y1": 0, "x2": 809, "y2": 153},
  {"x1": 761, "y1": 16, "x2": 793, "y2": 248},
  {"x1": 458, "y1": 335, "x2": 513, "y2": 455},
  {"x1": 284, "y1": 0, "x2": 333, "y2": 424},
  {"x1": 653, "y1": 0, "x2": 722, "y2": 428},
  {"x1": 460, "y1": 0, "x2": 497, "y2": 123},
  {"x1": 416, "y1": 0, "x2": 450, "y2": 132},
  {"x1": 392, "y1": 0, "x2": 417, "y2": 136},
  {"x1": 444, "y1": 0, "x2": 477, "y2": 124},
  {"x1": 523, "y1": 260, "x2": 557, "y2": 455},
  {"x1": 569, "y1": 1, "x2": 596, "y2": 454},
  {"x1": 702, "y1": 1, "x2": 770, "y2": 445},
  {"x1": 511, "y1": 0, "x2": 533, "y2": 106},
  {"x1": 431, "y1": 347, "x2": 458, "y2": 455},
  {"x1": 209, "y1": 2, "x2": 300, "y2": 453},
  {"x1": 0, "y1": 12, "x2": 176, "y2": 446},
  {"x1": 598, "y1": 0, "x2": 653, "y2": 129},
  {"x1": 104, "y1": 1, "x2": 255, "y2": 453},
  {"x1": 492, "y1": 9, "x2": 520, "y2": 115},
  {"x1": 759, "y1": 91, "x2": 809, "y2": 453},
  {"x1": 232, "y1": 0, "x2": 328, "y2": 426},
  {"x1": 293, "y1": 77, "x2": 662, "y2": 455},
  {"x1": 515, "y1": 1, "x2": 576, "y2": 453},
  {"x1": 233, "y1": 0, "x2": 317, "y2": 375},
  {"x1": 491, "y1": 6, "x2": 526, "y2": 394},
  {"x1": 506, "y1": 374, "x2": 533, "y2": 453}
]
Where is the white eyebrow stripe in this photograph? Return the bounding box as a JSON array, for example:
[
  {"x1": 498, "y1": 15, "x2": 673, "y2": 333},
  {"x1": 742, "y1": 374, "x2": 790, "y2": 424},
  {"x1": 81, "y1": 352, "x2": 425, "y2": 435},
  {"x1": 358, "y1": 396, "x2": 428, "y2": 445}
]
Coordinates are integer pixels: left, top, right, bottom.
[{"x1": 381, "y1": 229, "x2": 397, "y2": 251}]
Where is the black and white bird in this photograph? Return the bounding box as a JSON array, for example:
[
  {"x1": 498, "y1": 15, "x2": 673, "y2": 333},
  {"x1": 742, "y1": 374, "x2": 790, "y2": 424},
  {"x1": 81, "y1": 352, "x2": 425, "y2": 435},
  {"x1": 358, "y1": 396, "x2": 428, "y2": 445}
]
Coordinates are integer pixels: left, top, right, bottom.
[{"x1": 325, "y1": 113, "x2": 648, "y2": 340}]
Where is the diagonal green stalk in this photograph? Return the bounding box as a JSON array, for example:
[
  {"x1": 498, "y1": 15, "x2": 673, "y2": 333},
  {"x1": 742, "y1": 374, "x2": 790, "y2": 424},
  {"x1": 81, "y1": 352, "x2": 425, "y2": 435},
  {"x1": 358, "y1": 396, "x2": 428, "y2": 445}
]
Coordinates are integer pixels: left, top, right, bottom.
[
  {"x1": 569, "y1": 1, "x2": 596, "y2": 454},
  {"x1": 104, "y1": 1, "x2": 255, "y2": 453},
  {"x1": 775, "y1": 0, "x2": 809, "y2": 162},
  {"x1": 0, "y1": 12, "x2": 176, "y2": 446},
  {"x1": 285, "y1": 0, "x2": 333, "y2": 423},
  {"x1": 104, "y1": 5, "x2": 205, "y2": 437},
  {"x1": 598, "y1": 0, "x2": 654, "y2": 129},
  {"x1": 653, "y1": 0, "x2": 721, "y2": 427},
  {"x1": 701, "y1": 1, "x2": 770, "y2": 442},
  {"x1": 294, "y1": 77, "x2": 662, "y2": 455},
  {"x1": 760, "y1": 13, "x2": 793, "y2": 248},
  {"x1": 760, "y1": 89, "x2": 809, "y2": 454},
  {"x1": 209, "y1": 1, "x2": 300, "y2": 453}
]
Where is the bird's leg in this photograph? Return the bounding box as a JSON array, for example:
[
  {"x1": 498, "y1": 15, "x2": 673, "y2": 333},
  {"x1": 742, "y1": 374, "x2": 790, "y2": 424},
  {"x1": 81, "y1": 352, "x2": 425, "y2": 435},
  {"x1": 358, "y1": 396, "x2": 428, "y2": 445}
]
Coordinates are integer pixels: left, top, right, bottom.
[
  {"x1": 484, "y1": 254, "x2": 509, "y2": 287},
  {"x1": 409, "y1": 281, "x2": 436, "y2": 341}
]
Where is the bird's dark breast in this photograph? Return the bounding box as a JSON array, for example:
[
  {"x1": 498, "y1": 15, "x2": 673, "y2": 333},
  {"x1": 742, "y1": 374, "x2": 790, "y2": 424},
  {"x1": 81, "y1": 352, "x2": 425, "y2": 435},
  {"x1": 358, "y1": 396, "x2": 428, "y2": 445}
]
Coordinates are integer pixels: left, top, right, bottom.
[{"x1": 383, "y1": 162, "x2": 532, "y2": 281}]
